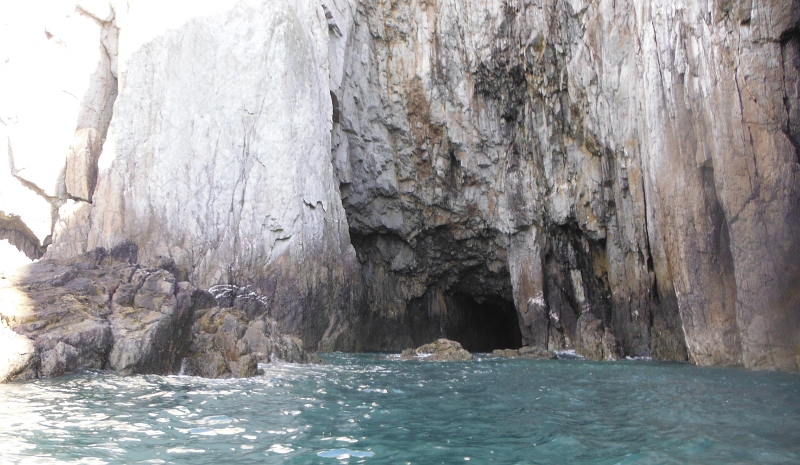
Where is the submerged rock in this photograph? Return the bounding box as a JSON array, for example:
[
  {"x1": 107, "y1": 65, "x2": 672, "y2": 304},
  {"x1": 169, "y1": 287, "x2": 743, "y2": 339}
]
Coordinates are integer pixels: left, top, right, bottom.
[
  {"x1": 491, "y1": 346, "x2": 556, "y2": 360},
  {"x1": 402, "y1": 339, "x2": 473, "y2": 362}
]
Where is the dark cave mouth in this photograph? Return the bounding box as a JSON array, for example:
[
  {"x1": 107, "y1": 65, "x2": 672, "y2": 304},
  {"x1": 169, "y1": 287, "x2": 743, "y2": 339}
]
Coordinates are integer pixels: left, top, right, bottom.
[{"x1": 443, "y1": 292, "x2": 523, "y2": 353}]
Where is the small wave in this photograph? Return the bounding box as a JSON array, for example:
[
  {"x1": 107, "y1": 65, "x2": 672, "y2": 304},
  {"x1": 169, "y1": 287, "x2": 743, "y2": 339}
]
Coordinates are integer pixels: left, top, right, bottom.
[
  {"x1": 268, "y1": 444, "x2": 294, "y2": 454},
  {"x1": 167, "y1": 447, "x2": 205, "y2": 454},
  {"x1": 317, "y1": 448, "x2": 375, "y2": 459},
  {"x1": 188, "y1": 427, "x2": 216, "y2": 436},
  {"x1": 625, "y1": 356, "x2": 654, "y2": 361},
  {"x1": 198, "y1": 415, "x2": 232, "y2": 425},
  {"x1": 554, "y1": 350, "x2": 585, "y2": 360}
]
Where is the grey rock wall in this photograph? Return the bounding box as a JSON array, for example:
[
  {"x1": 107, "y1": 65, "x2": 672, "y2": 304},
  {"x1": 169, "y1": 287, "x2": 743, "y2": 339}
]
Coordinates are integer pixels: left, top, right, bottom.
[
  {"x1": 46, "y1": 0, "x2": 365, "y2": 351},
  {"x1": 5, "y1": 0, "x2": 798, "y2": 370},
  {"x1": 331, "y1": 0, "x2": 799, "y2": 369}
]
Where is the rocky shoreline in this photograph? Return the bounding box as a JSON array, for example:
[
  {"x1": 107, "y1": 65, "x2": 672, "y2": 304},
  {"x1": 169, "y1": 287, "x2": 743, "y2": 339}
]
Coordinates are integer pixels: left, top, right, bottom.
[
  {"x1": 2, "y1": 1, "x2": 798, "y2": 372},
  {"x1": 0, "y1": 244, "x2": 317, "y2": 383},
  {"x1": 0, "y1": 244, "x2": 601, "y2": 383}
]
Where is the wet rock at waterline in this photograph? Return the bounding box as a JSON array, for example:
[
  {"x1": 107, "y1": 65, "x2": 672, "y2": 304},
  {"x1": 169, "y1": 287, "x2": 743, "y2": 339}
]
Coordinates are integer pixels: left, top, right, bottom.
[
  {"x1": 0, "y1": 246, "x2": 319, "y2": 383},
  {"x1": 186, "y1": 306, "x2": 320, "y2": 379},
  {"x1": 491, "y1": 346, "x2": 556, "y2": 360},
  {"x1": 401, "y1": 339, "x2": 473, "y2": 361}
]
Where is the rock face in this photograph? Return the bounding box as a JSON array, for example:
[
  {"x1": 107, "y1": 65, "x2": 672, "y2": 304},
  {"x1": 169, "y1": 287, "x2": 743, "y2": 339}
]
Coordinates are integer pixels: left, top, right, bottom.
[
  {"x1": 45, "y1": 0, "x2": 364, "y2": 353},
  {"x1": 0, "y1": 244, "x2": 190, "y2": 380},
  {"x1": 329, "y1": 0, "x2": 800, "y2": 370},
  {"x1": 0, "y1": 245, "x2": 318, "y2": 382},
  {"x1": 3, "y1": 1, "x2": 798, "y2": 371},
  {"x1": 186, "y1": 287, "x2": 318, "y2": 379},
  {"x1": 1, "y1": 1, "x2": 119, "y2": 256},
  {"x1": 401, "y1": 338, "x2": 473, "y2": 361}
]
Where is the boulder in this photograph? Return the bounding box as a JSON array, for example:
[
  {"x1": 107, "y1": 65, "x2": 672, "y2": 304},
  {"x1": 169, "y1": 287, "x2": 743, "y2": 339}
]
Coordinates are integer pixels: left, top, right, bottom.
[
  {"x1": 490, "y1": 347, "x2": 556, "y2": 360},
  {"x1": 401, "y1": 339, "x2": 473, "y2": 362},
  {"x1": 186, "y1": 305, "x2": 319, "y2": 379}
]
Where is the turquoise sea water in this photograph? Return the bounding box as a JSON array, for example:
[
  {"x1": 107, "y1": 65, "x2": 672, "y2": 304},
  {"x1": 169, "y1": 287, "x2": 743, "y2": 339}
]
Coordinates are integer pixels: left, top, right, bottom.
[{"x1": 1, "y1": 354, "x2": 799, "y2": 464}]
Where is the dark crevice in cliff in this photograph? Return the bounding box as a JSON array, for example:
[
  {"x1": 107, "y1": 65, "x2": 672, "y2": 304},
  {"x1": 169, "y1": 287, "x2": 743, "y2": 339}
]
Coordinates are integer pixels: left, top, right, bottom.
[
  {"x1": 443, "y1": 293, "x2": 522, "y2": 352},
  {"x1": 330, "y1": 91, "x2": 340, "y2": 124},
  {"x1": 542, "y1": 224, "x2": 614, "y2": 355},
  {"x1": 786, "y1": 129, "x2": 800, "y2": 166},
  {"x1": 349, "y1": 225, "x2": 518, "y2": 351}
]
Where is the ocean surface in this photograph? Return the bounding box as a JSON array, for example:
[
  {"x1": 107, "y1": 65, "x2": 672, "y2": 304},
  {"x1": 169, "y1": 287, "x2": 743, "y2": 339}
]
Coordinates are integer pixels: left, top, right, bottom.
[{"x1": 1, "y1": 353, "x2": 799, "y2": 464}]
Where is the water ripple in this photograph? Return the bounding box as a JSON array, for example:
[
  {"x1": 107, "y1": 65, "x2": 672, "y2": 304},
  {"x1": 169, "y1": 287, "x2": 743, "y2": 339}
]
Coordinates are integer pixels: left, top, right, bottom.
[{"x1": 0, "y1": 356, "x2": 798, "y2": 464}]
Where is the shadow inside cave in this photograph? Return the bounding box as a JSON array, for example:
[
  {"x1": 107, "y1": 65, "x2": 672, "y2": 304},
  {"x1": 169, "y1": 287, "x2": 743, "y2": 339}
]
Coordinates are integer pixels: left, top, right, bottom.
[{"x1": 442, "y1": 292, "x2": 522, "y2": 353}]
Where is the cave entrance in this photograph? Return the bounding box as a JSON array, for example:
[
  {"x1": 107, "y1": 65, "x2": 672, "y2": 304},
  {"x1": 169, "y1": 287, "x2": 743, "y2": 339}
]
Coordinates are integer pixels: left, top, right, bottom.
[{"x1": 444, "y1": 293, "x2": 522, "y2": 353}]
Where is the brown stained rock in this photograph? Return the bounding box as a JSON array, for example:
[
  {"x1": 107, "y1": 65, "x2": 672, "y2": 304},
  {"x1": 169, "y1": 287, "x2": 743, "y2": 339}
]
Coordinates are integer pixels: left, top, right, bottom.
[
  {"x1": 492, "y1": 349, "x2": 522, "y2": 358},
  {"x1": 228, "y1": 355, "x2": 258, "y2": 379},
  {"x1": 1, "y1": 248, "x2": 321, "y2": 382},
  {"x1": 575, "y1": 314, "x2": 619, "y2": 362},
  {"x1": 401, "y1": 339, "x2": 473, "y2": 362},
  {"x1": 518, "y1": 346, "x2": 556, "y2": 360},
  {"x1": 490, "y1": 346, "x2": 556, "y2": 360},
  {"x1": 328, "y1": 0, "x2": 799, "y2": 371},
  {"x1": 185, "y1": 306, "x2": 317, "y2": 379}
]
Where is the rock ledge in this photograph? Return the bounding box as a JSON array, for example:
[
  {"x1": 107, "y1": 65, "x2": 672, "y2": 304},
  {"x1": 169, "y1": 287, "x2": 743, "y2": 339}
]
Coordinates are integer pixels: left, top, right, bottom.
[
  {"x1": 0, "y1": 245, "x2": 318, "y2": 382},
  {"x1": 491, "y1": 346, "x2": 556, "y2": 360}
]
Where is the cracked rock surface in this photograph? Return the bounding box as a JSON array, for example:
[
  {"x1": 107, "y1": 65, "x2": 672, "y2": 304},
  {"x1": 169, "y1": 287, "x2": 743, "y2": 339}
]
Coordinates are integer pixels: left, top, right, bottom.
[
  {"x1": 329, "y1": 0, "x2": 800, "y2": 369},
  {"x1": 2, "y1": 0, "x2": 798, "y2": 371},
  {"x1": 0, "y1": 244, "x2": 317, "y2": 382},
  {"x1": 401, "y1": 338, "x2": 473, "y2": 361}
]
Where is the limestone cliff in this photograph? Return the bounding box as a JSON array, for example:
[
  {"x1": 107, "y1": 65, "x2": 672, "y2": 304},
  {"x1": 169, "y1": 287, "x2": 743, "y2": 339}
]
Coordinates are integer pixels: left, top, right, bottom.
[
  {"x1": 2, "y1": 0, "x2": 798, "y2": 371},
  {"x1": 46, "y1": 0, "x2": 365, "y2": 351},
  {"x1": 328, "y1": 0, "x2": 800, "y2": 370}
]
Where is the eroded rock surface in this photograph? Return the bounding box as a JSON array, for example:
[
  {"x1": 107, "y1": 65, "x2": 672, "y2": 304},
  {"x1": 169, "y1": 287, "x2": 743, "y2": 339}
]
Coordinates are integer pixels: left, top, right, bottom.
[
  {"x1": 186, "y1": 292, "x2": 320, "y2": 379},
  {"x1": 401, "y1": 338, "x2": 473, "y2": 361},
  {"x1": 491, "y1": 346, "x2": 556, "y2": 360},
  {"x1": 329, "y1": 0, "x2": 800, "y2": 370},
  {"x1": 3, "y1": 0, "x2": 798, "y2": 371},
  {"x1": 0, "y1": 245, "x2": 318, "y2": 382}
]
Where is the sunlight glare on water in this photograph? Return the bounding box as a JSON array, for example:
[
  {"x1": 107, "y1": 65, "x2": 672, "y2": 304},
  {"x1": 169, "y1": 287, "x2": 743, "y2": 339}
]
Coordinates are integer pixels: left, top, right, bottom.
[{"x1": 0, "y1": 354, "x2": 798, "y2": 464}]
